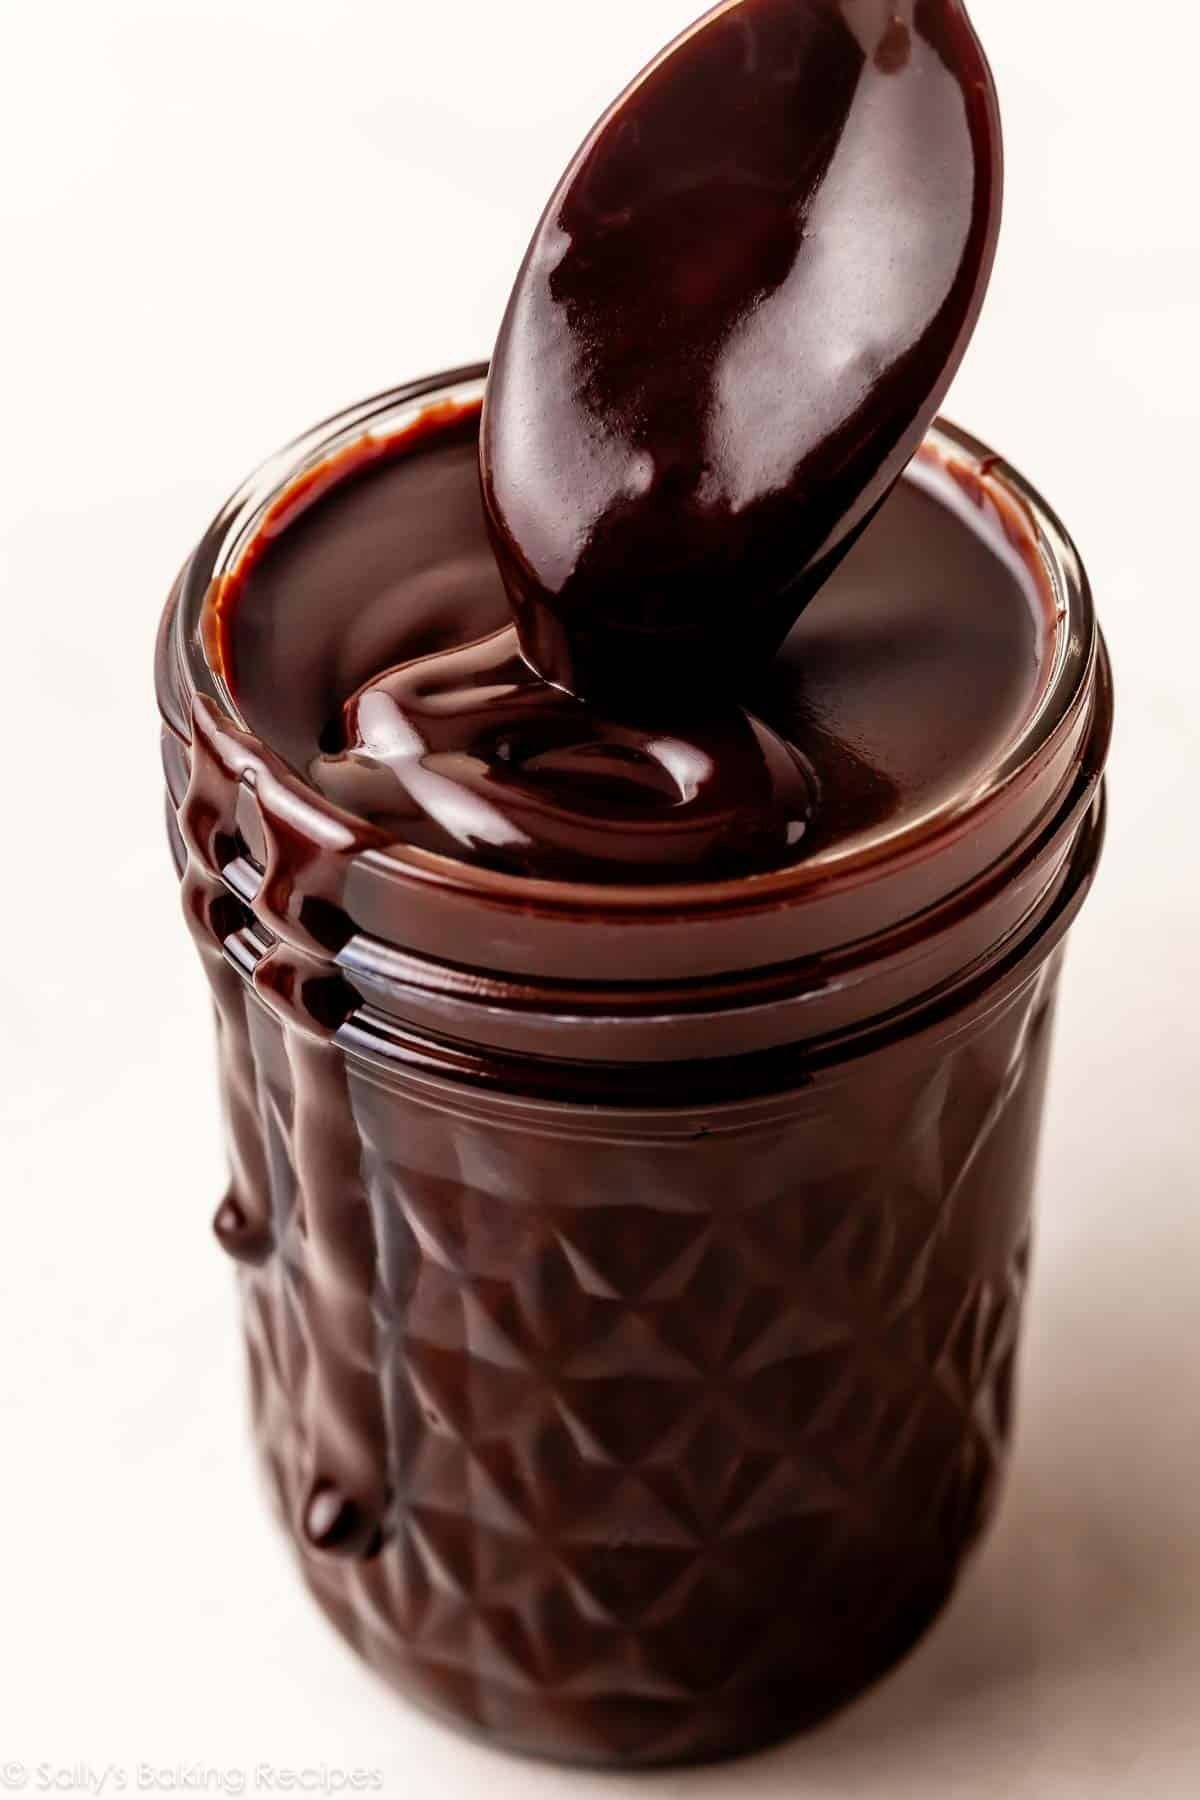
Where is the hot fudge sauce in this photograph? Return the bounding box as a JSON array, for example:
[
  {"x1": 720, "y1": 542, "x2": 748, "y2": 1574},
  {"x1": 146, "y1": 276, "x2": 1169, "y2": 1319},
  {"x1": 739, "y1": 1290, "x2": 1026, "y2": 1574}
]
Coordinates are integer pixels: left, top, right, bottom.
[
  {"x1": 156, "y1": 0, "x2": 1112, "y2": 1769},
  {"x1": 217, "y1": 395, "x2": 1046, "y2": 887}
]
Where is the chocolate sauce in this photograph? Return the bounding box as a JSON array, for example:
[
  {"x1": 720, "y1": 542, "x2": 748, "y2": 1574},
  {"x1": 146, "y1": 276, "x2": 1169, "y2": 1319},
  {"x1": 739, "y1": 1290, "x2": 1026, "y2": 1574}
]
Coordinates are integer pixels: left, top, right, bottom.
[
  {"x1": 315, "y1": 633, "x2": 818, "y2": 882},
  {"x1": 177, "y1": 696, "x2": 391, "y2": 1559},
  {"x1": 221, "y1": 398, "x2": 1043, "y2": 886},
  {"x1": 481, "y1": 0, "x2": 1002, "y2": 700}
]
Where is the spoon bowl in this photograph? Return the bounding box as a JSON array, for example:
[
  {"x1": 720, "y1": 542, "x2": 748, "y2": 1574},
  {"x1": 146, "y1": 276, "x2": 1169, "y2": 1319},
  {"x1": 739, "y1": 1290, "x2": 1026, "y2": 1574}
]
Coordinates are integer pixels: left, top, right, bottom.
[{"x1": 481, "y1": 0, "x2": 1002, "y2": 703}]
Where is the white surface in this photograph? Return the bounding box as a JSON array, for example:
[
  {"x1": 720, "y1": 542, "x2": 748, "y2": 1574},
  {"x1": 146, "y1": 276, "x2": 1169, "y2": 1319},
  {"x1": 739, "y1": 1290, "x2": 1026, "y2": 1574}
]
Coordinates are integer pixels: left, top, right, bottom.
[{"x1": 2, "y1": 2, "x2": 1198, "y2": 1795}]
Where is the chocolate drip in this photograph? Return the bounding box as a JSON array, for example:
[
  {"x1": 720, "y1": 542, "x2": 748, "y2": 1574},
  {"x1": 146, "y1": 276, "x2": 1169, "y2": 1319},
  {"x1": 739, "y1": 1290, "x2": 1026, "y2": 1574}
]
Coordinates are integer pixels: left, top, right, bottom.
[
  {"x1": 179, "y1": 695, "x2": 391, "y2": 1560},
  {"x1": 212, "y1": 1189, "x2": 272, "y2": 1267}
]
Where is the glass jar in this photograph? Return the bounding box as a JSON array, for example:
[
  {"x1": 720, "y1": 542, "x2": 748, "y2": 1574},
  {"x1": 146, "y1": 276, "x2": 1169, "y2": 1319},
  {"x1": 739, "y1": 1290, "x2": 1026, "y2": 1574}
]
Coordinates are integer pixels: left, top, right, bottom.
[{"x1": 156, "y1": 367, "x2": 1112, "y2": 1768}]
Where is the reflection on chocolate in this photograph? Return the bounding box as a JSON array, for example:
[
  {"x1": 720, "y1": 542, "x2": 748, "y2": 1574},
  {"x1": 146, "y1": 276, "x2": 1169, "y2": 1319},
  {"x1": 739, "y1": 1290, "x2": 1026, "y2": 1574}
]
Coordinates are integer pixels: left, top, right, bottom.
[{"x1": 481, "y1": 0, "x2": 1002, "y2": 701}]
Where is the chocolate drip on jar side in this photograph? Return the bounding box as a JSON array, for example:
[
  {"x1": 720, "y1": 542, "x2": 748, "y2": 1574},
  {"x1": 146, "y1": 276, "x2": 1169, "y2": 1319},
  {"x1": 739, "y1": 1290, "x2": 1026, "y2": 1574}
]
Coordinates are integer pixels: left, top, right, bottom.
[
  {"x1": 481, "y1": 0, "x2": 1002, "y2": 703},
  {"x1": 179, "y1": 694, "x2": 391, "y2": 1561},
  {"x1": 178, "y1": 716, "x2": 275, "y2": 1270}
]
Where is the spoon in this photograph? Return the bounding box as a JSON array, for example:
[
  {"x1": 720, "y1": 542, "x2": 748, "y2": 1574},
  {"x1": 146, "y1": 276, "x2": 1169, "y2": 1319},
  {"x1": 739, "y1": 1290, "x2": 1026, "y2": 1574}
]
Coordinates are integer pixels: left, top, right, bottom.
[{"x1": 480, "y1": 0, "x2": 1002, "y2": 703}]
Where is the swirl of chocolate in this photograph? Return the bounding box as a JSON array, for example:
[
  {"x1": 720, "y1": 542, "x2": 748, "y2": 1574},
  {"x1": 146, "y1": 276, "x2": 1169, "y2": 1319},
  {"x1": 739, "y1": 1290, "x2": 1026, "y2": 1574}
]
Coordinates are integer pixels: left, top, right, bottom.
[
  {"x1": 312, "y1": 627, "x2": 816, "y2": 883},
  {"x1": 481, "y1": 0, "x2": 1001, "y2": 702}
]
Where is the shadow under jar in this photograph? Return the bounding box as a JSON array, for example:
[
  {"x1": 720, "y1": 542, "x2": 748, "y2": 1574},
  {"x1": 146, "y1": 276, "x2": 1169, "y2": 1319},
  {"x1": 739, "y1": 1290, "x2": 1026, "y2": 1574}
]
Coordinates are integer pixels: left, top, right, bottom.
[{"x1": 156, "y1": 367, "x2": 1112, "y2": 1768}]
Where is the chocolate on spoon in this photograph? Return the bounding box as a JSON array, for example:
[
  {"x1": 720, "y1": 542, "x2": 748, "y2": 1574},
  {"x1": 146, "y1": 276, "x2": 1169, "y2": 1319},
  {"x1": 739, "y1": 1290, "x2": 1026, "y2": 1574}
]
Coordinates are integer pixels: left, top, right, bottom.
[{"x1": 481, "y1": 0, "x2": 1002, "y2": 704}]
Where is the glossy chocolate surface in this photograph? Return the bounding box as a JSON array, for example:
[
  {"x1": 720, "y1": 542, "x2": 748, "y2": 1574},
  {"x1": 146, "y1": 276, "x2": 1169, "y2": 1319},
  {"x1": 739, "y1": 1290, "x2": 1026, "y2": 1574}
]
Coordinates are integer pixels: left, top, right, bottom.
[
  {"x1": 481, "y1": 0, "x2": 1002, "y2": 699},
  {"x1": 222, "y1": 398, "x2": 1043, "y2": 885}
]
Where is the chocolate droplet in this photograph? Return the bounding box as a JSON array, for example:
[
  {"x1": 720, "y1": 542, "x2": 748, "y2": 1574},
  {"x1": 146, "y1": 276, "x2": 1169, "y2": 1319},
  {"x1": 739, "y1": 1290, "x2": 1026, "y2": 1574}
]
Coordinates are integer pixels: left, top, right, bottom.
[
  {"x1": 302, "y1": 1479, "x2": 384, "y2": 1560},
  {"x1": 212, "y1": 1190, "x2": 273, "y2": 1266}
]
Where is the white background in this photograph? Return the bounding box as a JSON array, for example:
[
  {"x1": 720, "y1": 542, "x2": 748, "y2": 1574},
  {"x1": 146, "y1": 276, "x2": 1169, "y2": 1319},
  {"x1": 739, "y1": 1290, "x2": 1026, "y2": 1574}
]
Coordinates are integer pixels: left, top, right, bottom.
[{"x1": 2, "y1": 1, "x2": 1198, "y2": 1795}]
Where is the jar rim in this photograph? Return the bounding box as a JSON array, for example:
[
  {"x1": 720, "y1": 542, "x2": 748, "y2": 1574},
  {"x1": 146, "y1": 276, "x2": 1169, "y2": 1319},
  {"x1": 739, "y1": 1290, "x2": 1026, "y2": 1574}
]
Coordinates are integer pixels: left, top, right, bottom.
[{"x1": 164, "y1": 363, "x2": 1098, "y2": 929}]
